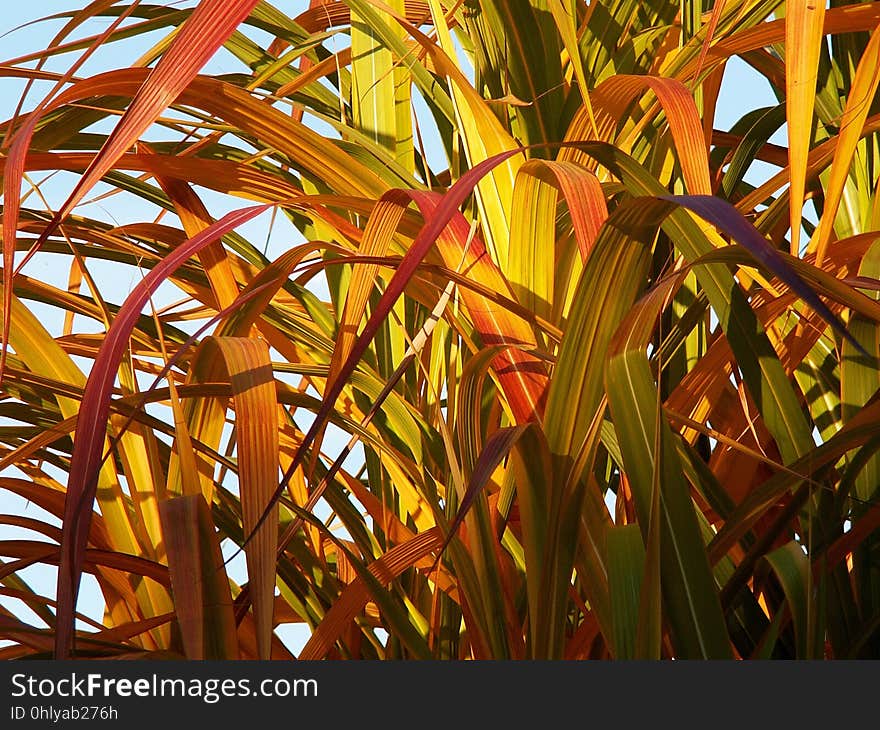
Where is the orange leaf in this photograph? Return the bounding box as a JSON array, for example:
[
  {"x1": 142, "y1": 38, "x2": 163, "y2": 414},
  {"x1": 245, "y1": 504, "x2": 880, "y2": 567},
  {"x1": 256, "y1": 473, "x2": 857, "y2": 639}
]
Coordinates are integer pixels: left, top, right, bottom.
[
  {"x1": 193, "y1": 336, "x2": 280, "y2": 660},
  {"x1": 786, "y1": 0, "x2": 826, "y2": 256},
  {"x1": 810, "y1": 24, "x2": 880, "y2": 265},
  {"x1": 298, "y1": 528, "x2": 443, "y2": 659},
  {"x1": 678, "y1": 3, "x2": 880, "y2": 79},
  {"x1": 564, "y1": 75, "x2": 712, "y2": 195},
  {"x1": 1, "y1": 4, "x2": 141, "y2": 380},
  {"x1": 40, "y1": 0, "x2": 261, "y2": 242}
]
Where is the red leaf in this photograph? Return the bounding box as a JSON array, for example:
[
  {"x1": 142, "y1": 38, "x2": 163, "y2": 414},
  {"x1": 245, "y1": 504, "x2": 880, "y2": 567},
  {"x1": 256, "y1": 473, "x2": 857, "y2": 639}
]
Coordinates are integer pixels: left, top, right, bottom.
[
  {"x1": 240, "y1": 149, "x2": 536, "y2": 555},
  {"x1": 55, "y1": 204, "x2": 269, "y2": 659}
]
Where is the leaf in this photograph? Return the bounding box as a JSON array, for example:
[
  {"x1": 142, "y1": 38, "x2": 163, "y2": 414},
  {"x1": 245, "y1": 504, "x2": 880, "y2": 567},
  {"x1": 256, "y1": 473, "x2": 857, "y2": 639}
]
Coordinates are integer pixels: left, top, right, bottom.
[
  {"x1": 785, "y1": 0, "x2": 826, "y2": 255},
  {"x1": 811, "y1": 24, "x2": 880, "y2": 266},
  {"x1": 350, "y1": 0, "x2": 413, "y2": 169},
  {"x1": 422, "y1": 0, "x2": 522, "y2": 265},
  {"x1": 196, "y1": 337, "x2": 280, "y2": 660},
  {"x1": 839, "y1": 239, "x2": 880, "y2": 625},
  {"x1": 529, "y1": 193, "x2": 656, "y2": 657},
  {"x1": 664, "y1": 194, "x2": 867, "y2": 356},
  {"x1": 437, "y1": 425, "x2": 527, "y2": 561},
  {"x1": 764, "y1": 541, "x2": 811, "y2": 659},
  {"x1": 299, "y1": 528, "x2": 443, "y2": 659},
  {"x1": 606, "y1": 350, "x2": 732, "y2": 658},
  {"x1": 0, "y1": 542, "x2": 170, "y2": 588},
  {"x1": 141, "y1": 145, "x2": 242, "y2": 310},
  {"x1": 594, "y1": 75, "x2": 712, "y2": 195},
  {"x1": 324, "y1": 190, "x2": 413, "y2": 413},
  {"x1": 510, "y1": 424, "x2": 573, "y2": 655},
  {"x1": 607, "y1": 524, "x2": 646, "y2": 660},
  {"x1": 720, "y1": 104, "x2": 787, "y2": 198},
  {"x1": 10, "y1": 151, "x2": 304, "y2": 205},
  {"x1": 55, "y1": 204, "x2": 269, "y2": 659},
  {"x1": 39, "y1": 0, "x2": 262, "y2": 242},
  {"x1": 158, "y1": 494, "x2": 239, "y2": 660},
  {"x1": 465, "y1": 0, "x2": 565, "y2": 153},
  {"x1": 508, "y1": 159, "x2": 607, "y2": 324},
  {"x1": 546, "y1": 0, "x2": 598, "y2": 136}
]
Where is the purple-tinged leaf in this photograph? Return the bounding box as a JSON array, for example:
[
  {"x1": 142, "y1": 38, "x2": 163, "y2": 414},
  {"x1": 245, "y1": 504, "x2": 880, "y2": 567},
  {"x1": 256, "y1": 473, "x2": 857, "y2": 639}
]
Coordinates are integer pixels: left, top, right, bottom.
[{"x1": 664, "y1": 194, "x2": 869, "y2": 357}]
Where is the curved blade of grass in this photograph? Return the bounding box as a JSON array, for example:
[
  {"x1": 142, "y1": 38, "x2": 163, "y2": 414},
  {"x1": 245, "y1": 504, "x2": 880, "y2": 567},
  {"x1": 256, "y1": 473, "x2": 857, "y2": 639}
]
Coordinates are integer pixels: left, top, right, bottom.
[
  {"x1": 607, "y1": 333, "x2": 732, "y2": 657},
  {"x1": 339, "y1": 472, "x2": 458, "y2": 599},
  {"x1": 200, "y1": 337, "x2": 279, "y2": 660},
  {"x1": 55, "y1": 203, "x2": 269, "y2": 659},
  {"x1": 635, "y1": 440, "x2": 663, "y2": 660},
  {"x1": 508, "y1": 160, "x2": 607, "y2": 323},
  {"x1": 543, "y1": 196, "x2": 653, "y2": 463},
  {"x1": 607, "y1": 347, "x2": 732, "y2": 657},
  {"x1": 350, "y1": 0, "x2": 413, "y2": 169},
  {"x1": 666, "y1": 194, "x2": 868, "y2": 356},
  {"x1": 468, "y1": 0, "x2": 565, "y2": 155},
  {"x1": 764, "y1": 540, "x2": 812, "y2": 659},
  {"x1": 535, "y1": 194, "x2": 657, "y2": 657},
  {"x1": 720, "y1": 103, "x2": 786, "y2": 198},
  {"x1": 510, "y1": 425, "x2": 562, "y2": 654},
  {"x1": 595, "y1": 74, "x2": 712, "y2": 195},
  {"x1": 325, "y1": 190, "x2": 412, "y2": 411},
  {"x1": 811, "y1": 24, "x2": 880, "y2": 266},
  {"x1": 299, "y1": 527, "x2": 443, "y2": 659},
  {"x1": 36, "y1": 0, "x2": 261, "y2": 246},
  {"x1": 547, "y1": 0, "x2": 598, "y2": 136},
  {"x1": 1, "y1": 542, "x2": 170, "y2": 589},
  {"x1": 423, "y1": 0, "x2": 521, "y2": 264},
  {"x1": 435, "y1": 425, "x2": 527, "y2": 562}
]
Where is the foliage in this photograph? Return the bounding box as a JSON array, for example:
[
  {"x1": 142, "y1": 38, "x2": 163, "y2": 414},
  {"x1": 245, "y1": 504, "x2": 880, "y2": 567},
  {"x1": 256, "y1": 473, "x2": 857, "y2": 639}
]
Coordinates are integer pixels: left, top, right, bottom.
[{"x1": 1, "y1": 0, "x2": 880, "y2": 659}]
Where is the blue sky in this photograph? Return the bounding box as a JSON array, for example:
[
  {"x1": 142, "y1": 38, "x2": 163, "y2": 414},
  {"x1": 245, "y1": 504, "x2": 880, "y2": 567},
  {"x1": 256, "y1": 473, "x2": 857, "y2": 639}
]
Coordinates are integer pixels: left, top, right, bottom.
[{"x1": 0, "y1": 1, "x2": 782, "y2": 656}]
